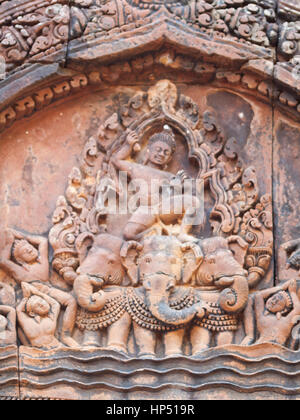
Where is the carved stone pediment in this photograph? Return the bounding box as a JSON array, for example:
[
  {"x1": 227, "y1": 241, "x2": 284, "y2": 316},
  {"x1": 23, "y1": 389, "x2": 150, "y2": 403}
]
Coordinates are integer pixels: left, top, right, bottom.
[
  {"x1": 0, "y1": 80, "x2": 273, "y2": 397},
  {"x1": 2, "y1": 0, "x2": 300, "y2": 402}
]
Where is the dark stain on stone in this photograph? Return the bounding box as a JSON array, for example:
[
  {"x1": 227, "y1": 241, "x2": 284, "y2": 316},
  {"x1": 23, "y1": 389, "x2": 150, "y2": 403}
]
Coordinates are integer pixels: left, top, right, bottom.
[
  {"x1": 207, "y1": 91, "x2": 254, "y2": 149},
  {"x1": 22, "y1": 150, "x2": 37, "y2": 187}
]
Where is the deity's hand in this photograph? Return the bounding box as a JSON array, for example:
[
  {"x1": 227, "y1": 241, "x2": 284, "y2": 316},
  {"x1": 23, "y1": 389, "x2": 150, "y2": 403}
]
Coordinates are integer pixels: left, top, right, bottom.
[
  {"x1": 176, "y1": 170, "x2": 190, "y2": 183},
  {"x1": 127, "y1": 131, "x2": 141, "y2": 153}
]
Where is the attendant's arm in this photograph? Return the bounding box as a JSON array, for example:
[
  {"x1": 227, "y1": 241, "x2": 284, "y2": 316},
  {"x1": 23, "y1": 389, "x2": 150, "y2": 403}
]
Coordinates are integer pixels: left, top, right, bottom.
[
  {"x1": 16, "y1": 299, "x2": 29, "y2": 327},
  {"x1": 258, "y1": 281, "x2": 290, "y2": 300},
  {"x1": 0, "y1": 230, "x2": 27, "y2": 283},
  {"x1": 36, "y1": 237, "x2": 49, "y2": 280},
  {"x1": 0, "y1": 258, "x2": 27, "y2": 285},
  {"x1": 0, "y1": 306, "x2": 16, "y2": 335},
  {"x1": 254, "y1": 293, "x2": 265, "y2": 318}
]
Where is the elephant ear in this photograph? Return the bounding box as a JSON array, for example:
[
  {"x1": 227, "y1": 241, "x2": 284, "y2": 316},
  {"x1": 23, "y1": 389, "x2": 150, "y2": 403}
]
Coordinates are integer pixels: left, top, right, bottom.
[
  {"x1": 227, "y1": 236, "x2": 248, "y2": 267},
  {"x1": 120, "y1": 241, "x2": 143, "y2": 286},
  {"x1": 76, "y1": 232, "x2": 95, "y2": 265},
  {"x1": 181, "y1": 243, "x2": 204, "y2": 284}
]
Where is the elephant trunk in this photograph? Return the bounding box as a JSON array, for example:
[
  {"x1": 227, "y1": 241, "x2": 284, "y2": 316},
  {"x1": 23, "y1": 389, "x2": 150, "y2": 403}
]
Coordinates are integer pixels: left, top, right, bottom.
[
  {"x1": 146, "y1": 293, "x2": 200, "y2": 326},
  {"x1": 247, "y1": 254, "x2": 272, "y2": 289},
  {"x1": 217, "y1": 275, "x2": 249, "y2": 314},
  {"x1": 74, "y1": 274, "x2": 106, "y2": 313}
]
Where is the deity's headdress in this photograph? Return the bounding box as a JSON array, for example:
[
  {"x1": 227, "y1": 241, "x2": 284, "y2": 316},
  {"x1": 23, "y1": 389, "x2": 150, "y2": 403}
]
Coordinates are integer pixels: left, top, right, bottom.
[{"x1": 148, "y1": 125, "x2": 176, "y2": 154}]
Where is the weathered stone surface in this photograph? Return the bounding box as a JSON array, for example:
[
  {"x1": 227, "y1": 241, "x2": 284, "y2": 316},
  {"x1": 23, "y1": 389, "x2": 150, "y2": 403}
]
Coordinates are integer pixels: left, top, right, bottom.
[
  {"x1": 274, "y1": 113, "x2": 300, "y2": 282},
  {"x1": 1, "y1": 0, "x2": 300, "y2": 401},
  {"x1": 0, "y1": 346, "x2": 18, "y2": 399},
  {"x1": 18, "y1": 344, "x2": 300, "y2": 400},
  {"x1": 0, "y1": 0, "x2": 70, "y2": 70}
]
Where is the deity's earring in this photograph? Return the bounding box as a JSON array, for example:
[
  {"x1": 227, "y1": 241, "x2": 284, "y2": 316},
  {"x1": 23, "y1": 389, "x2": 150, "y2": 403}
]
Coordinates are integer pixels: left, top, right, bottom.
[
  {"x1": 276, "y1": 312, "x2": 282, "y2": 320},
  {"x1": 164, "y1": 155, "x2": 173, "y2": 170},
  {"x1": 143, "y1": 150, "x2": 150, "y2": 165}
]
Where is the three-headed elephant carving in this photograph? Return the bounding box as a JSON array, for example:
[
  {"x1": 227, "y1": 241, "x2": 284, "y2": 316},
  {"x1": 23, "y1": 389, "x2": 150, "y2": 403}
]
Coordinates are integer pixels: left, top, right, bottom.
[
  {"x1": 73, "y1": 234, "x2": 131, "y2": 353},
  {"x1": 190, "y1": 235, "x2": 250, "y2": 354},
  {"x1": 121, "y1": 235, "x2": 205, "y2": 357}
]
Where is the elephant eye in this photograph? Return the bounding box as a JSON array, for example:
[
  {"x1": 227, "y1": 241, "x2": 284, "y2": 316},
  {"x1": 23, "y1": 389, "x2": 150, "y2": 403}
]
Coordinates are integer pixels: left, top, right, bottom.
[
  {"x1": 145, "y1": 257, "x2": 152, "y2": 264},
  {"x1": 208, "y1": 258, "x2": 216, "y2": 264}
]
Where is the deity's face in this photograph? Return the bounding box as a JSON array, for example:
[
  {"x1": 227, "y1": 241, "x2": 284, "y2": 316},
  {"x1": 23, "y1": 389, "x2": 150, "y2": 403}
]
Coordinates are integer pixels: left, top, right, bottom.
[
  {"x1": 28, "y1": 296, "x2": 50, "y2": 317},
  {"x1": 148, "y1": 140, "x2": 173, "y2": 168},
  {"x1": 266, "y1": 292, "x2": 287, "y2": 314},
  {"x1": 0, "y1": 315, "x2": 8, "y2": 332},
  {"x1": 14, "y1": 242, "x2": 39, "y2": 264}
]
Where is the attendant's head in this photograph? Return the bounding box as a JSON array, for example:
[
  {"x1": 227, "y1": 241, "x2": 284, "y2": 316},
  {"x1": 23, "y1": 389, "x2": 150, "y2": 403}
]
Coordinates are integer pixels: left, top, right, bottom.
[
  {"x1": 26, "y1": 295, "x2": 50, "y2": 317},
  {"x1": 266, "y1": 291, "x2": 293, "y2": 317},
  {"x1": 13, "y1": 240, "x2": 38, "y2": 265}
]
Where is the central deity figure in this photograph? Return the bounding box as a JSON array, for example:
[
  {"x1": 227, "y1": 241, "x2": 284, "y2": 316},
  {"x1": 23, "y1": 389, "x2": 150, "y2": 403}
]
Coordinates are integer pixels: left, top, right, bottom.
[{"x1": 111, "y1": 127, "x2": 201, "y2": 242}]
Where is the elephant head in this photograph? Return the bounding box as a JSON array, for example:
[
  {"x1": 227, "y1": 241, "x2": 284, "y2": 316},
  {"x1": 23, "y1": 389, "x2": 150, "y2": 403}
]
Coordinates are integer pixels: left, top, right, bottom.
[
  {"x1": 121, "y1": 235, "x2": 204, "y2": 325},
  {"x1": 73, "y1": 234, "x2": 125, "y2": 312},
  {"x1": 196, "y1": 236, "x2": 249, "y2": 314}
]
